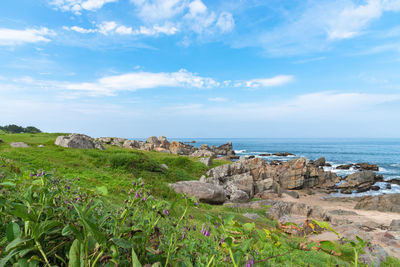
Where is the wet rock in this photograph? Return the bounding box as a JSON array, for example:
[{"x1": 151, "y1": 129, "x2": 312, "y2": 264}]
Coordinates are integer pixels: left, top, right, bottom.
[
  {"x1": 10, "y1": 142, "x2": 29, "y2": 148},
  {"x1": 355, "y1": 194, "x2": 400, "y2": 213},
  {"x1": 355, "y1": 163, "x2": 379, "y2": 171},
  {"x1": 310, "y1": 157, "x2": 326, "y2": 167},
  {"x1": 259, "y1": 153, "x2": 271, "y2": 156},
  {"x1": 273, "y1": 152, "x2": 295, "y2": 157},
  {"x1": 338, "y1": 171, "x2": 380, "y2": 190},
  {"x1": 169, "y1": 181, "x2": 225, "y2": 204},
  {"x1": 387, "y1": 179, "x2": 400, "y2": 186},
  {"x1": 337, "y1": 164, "x2": 353, "y2": 170}
]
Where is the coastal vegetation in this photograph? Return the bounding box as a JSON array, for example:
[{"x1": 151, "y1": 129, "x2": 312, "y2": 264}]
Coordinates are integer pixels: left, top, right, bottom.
[{"x1": 0, "y1": 133, "x2": 399, "y2": 266}]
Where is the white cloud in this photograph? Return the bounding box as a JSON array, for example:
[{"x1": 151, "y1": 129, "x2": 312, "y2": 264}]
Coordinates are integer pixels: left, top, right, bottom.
[
  {"x1": 0, "y1": 27, "x2": 54, "y2": 46},
  {"x1": 64, "y1": 69, "x2": 219, "y2": 95},
  {"x1": 208, "y1": 97, "x2": 227, "y2": 102},
  {"x1": 62, "y1": 26, "x2": 96, "y2": 33},
  {"x1": 63, "y1": 21, "x2": 178, "y2": 36},
  {"x1": 326, "y1": 0, "x2": 382, "y2": 40},
  {"x1": 130, "y1": 0, "x2": 187, "y2": 22},
  {"x1": 131, "y1": 0, "x2": 235, "y2": 36},
  {"x1": 235, "y1": 75, "x2": 294, "y2": 88},
  {"x1": 216, "y1": 12, "x2": 235, "y2": 33},
  {"x1": 50, "y1": 0, "x2": 118, "y2": 14}
]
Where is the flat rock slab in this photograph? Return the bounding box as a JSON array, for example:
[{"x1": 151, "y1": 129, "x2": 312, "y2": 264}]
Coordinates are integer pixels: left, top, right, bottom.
[
  {"x1": 10, "y1": 142, "x2": 29, "y2": 148},
  {"x1": 169, "y1": 181, "x2": 225, "y2": 204}
]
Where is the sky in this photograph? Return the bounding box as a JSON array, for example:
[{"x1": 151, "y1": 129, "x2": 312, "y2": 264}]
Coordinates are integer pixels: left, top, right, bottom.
[{"x1": 1, "y1": 0, "x2": 400, "y2": 138}]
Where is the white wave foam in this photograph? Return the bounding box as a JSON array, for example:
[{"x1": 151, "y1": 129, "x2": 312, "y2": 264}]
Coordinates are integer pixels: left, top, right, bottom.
[
  {"x1": 391, "y1": 163, "x2": 400, "y2": 167},
  {"x1": 234, "y1": 150, "x2": 246, "y2": 154}
]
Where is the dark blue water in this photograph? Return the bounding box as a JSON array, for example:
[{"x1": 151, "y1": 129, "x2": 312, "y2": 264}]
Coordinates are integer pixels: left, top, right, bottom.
[{"x1": 173, "y1": 138, "x2": 400, "y2": 195}]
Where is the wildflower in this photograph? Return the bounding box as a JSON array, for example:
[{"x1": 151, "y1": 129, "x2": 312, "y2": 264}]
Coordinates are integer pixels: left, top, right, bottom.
[
  {"x1": 141, "y1": 182, "x2": 145, "y2": 187},
  {"x1": 77, "y1": 177, "x2": 80, "y2": 181},
  {"x1": 41, "y1": 171, "x2": 45, "y2": 176},
  {"x1": 163, "y1": 209, "x2": 169, "y2": 216},
  {"x1": 219, "y1": 238, "x2": 225, "y2": 245},
  {"x1": 245, "y1": 259, "x2": 254, "y2": 267},
  {"x1": 338, "y1": 238, "x2": 344, "y2": 245},
  {"x1": 135, "y1": 193, "x2": 140, "y2": 198},
  {"x1": 29, "y1": 173, "x2": 33, "y2": 177},
  {"x1": 195, "y1": 201, "x2": 199, "y2": 206},
  {"x1": 143, "y1": 197, "x2": 147, "y2": 201},
  {"x1": 190, "y1": 215, "x2": 194, "y2": 219},
  {"x1": 181, "y1": 234, "x2": 185, "y2": 239}
]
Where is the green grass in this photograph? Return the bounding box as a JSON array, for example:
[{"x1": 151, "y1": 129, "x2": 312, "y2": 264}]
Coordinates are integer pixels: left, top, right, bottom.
[{"x1": 1, "y1": 133, "x2": 399, "y2": 266}]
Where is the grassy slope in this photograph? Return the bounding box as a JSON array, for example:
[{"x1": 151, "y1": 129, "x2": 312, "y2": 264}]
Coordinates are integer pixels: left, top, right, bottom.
[{"x1": 0, "y1": 133, "x2": 399, "y2": 266}]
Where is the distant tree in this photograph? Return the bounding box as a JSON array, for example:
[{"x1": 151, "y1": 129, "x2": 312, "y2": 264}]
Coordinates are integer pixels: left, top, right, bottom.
[
  {"x1": 24, "y1": 126, "x2": 42, "y2": 133},
  {"x1": 0, "y1": 124, "x2": 42, "y2": 133}
]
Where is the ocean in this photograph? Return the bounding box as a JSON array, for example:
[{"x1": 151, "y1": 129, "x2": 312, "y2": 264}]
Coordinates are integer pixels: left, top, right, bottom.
[{"x1": 174, "y1": 138, "x2": 400, "y2": 197}]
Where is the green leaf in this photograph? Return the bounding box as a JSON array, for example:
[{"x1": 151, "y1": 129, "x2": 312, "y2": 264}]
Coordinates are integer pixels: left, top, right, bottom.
[
  {"x1": 243, "y1": 222, "x2": 255, "y2": 233},
  {"x1": 6, "y1": 222, "x2": 20, "y2": 242},
  {"x1": 6, "y1": 237, "x2": 32, "y2": 252},
  {"x1": 0, "y1": 249, "x2": 20, "y2": 267},
  {"x1": 320, "y1": 240, "x2": 340, "y2": 253},
  {"x1": 96, "y1": 186, "x2": 108, "y2": 196},
  {"x1": 10, "y1": 203, "x2": 36, "y2": 222},
  {"x1": 223, "y1": 214, "x2": 235, "y2": 225},
  {"x1": 68, "y1": 239, "x2": 81, "y2": 267},
  {"x1": 111, "y1": 238, "x2": 134, "y2": 249},
  {"x1": 0, "y1": 182, "x2": 16, "y2": 187},
  {"x1": 131, "y1": 248, "x2": 142, "y2": 267}
]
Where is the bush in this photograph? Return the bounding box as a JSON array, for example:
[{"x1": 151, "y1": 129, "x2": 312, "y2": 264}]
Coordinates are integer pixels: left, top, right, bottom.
[
  {"x1": 108, "y1": 152, "x2": 161, "y2": 173},
  {"x1": 0, "y1": 124, "x2": 41, "y2": 134}
]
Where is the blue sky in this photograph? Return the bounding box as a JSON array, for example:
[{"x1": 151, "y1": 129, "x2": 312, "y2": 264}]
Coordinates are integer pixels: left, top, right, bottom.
[{"x1": 1, "y1": 0, "x2": 400, "y2": 138}]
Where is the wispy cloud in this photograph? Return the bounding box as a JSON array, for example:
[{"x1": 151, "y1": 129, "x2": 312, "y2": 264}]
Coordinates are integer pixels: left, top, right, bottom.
[
  {"x1": 63, "y1": 69, "x2": 219, "y2": 95},
  {"x1": 208, "y1": 97, "x2": 227, "y2": 102},
  {"x1": 63, "y1": 21, "x2": 179, "y2": 36},
  {"x1": 50, "y1": 0, "x2": 118, "y2": 14},
  {"x1": 236, "y1": 75, "x2": 294, "y2": 88},
  {"x1": 0, "y1": 27, "x2": 54, "y2": 46}
]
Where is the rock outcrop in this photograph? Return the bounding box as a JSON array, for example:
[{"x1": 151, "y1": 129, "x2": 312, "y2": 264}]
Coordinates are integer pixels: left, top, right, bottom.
[
  {"x1": 199, "y1": 157, "x2": 342, "y2": 203},
  {"x1": 55, "y1": 134, "x2": 105, "y2": 150},
  {"x1": 355, "y1": 194, "x2": 400, "y2": 213},
  {"x1": 169, "y1": 181, "x2": 225, "y2": 204},
  {"x1": 337, "y1": 171, "x2": 382, "y2": 194},
  {"x1": 200, "y1": 157, "x2": 213, "y2": 167},
  {"x1": 10, "y1": 142, "x2": 29, "y2": 148}
]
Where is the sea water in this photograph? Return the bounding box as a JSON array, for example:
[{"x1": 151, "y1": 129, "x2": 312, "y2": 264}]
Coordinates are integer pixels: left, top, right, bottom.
[{"x1": 175, "y1": 138, "x2": 400, "y2": 197}]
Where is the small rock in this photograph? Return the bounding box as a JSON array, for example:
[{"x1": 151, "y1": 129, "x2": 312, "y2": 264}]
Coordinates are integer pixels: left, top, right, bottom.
[
  {"x1": 243, "y1": 213, "x2": 261, "y2": 220},
  {"x1": 169, "y1": 181, "x2": 225, "y2": 204},
  {"x1": 38, "y1": 144, "x2": 45, "y2": 147},
  {"x1": 283, "y1": 190, "x2": 299, "y2": 199},
  {"x1": 199, "y1": 157, "x2": 213, "y2": 167},
  {"x1": 389, "y1": 220, "x2": 400, "y2": 231},
  {"x1": 160, "y1": 164, "x2": 169, "y2": 170},
  {"x1": 337, "y1": 164, "x2": 353, "y2": 170},
  {"x1": 359, "y1": 244, "x2": 387, "y2": 267},
  {"x1": 259, "y1": 153, "x2": 271, "y2": 156},
  {"x1": 10, "y1": 142, "x2": 29, "y2": 148}
]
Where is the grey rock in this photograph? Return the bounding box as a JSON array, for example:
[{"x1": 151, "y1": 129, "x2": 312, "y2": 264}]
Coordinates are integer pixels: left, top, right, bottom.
[
  {"x1": 229, "y1": 190, "x2": 250, "y2": 203},
  {"x1": 169, "y1": 181, "x2": 225, "y2": 204},
  {"x1": 254, "y1": 178, "x2": 273, "y2": 194},
  {"x1": 283, "y1": 190, "x2": 299, "y2": 199},
  {"x1": 55, "y1": 134, "x2": 102, "y2": 150},
  {"x1": 355, "y1": 194, "x2": 400, "y2": 213},
  {"x1": 160, "y1": 164, "x2": 169, "y2": 170},
  {"x1": 359, "y1": 244, "x2": 387, "y2": 267},
  {"x1": 123, "y1": 140, "x2": 141, "y2": 149},
  {"x1": 10, "y1": 142, "x2": 29, "y2": 148},
  {"x1": 389, "y1": 219, "x2": 400, "y2": 231},
  {"x1": 158, "y1": 136, "x2": 167, "y2": 142},
  {"x1": 200, "y1": 157, "x2": 213, "y2": 167},
  {"x1": 146, "y1": 136, "x2": 160, "y2": 146},
  {"x1": 338, "y1": 170, "x2": 380, "y2": 190},
  {"x1": 243, "y1": 213, "x2": 261, "y2": 220},
  {"x1": 190, "y1": 150, "x2": 216, "y2": 158},
  {"x1": 38, "y1": 144, "x2": 45, "y2": 147}
]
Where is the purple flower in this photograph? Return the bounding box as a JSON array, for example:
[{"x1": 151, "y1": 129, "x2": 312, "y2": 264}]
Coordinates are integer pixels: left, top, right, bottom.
[
  {"x1": 41, "y1": 171, "x2": 45, "y2": 176},
  {"x1": 181, "y1": 234, "x2": 185, "y2": 239},
  {"x1": 190, "y1": 215, "x2": 194, "y2": 219},
  {"x1": 77, "y1": 177, "x2": 80, "y2": 181},
  {"x1": 245, "y1": 259, "x2": 254, "y2": 267},
  {"x1": 135, "y1": 193, "x2": 140, "y2": 199},
  {"x1": 195, "y1": 201, "x2": 199, "y2": 206},
  {"x1": 163, "y1": 209, "x2": 169, "y2": 216},
  {"x1": 29, "y1": 173, "x2": 33, "y2": 177},
  {"x1": 143, "y1": 197, "x2": 147, "y2": 201},
  {"x1": 219, "y1": 238, "x2": 225, "y2": 245},
  {"x1": 141, "y1": 182, "x2": 145, "y2": 187}
]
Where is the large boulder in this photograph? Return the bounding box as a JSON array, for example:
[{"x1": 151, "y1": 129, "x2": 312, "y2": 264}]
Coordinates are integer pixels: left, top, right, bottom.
[
  {"x1": 355, "y1": 194, "x2": 400, "y2": 213},
  {"x1": 55, "y1": 134, "x2": 103, "y2": 150},
  {"x1": 10, "y1": 142, "x2": 29, "y2": 148},
  {"x1": 123, "y1": 140, "x2": 141, "y2": 149},
  {"x1": 169, "y1": 141, "x2": 194, "y2": 155},
  {"x1": 276, "y1": 158, "x2": 308, "y2": 189},
  {"x1": 212, "y1": 142, "x2": 235, "y2": 156},
  {"x1": 190, "y1": 150, "x2": 216, "y2": 158},
  {"x1": 146, "y1": 136, "x2": 161, "y2": 147},
  {"x1": 96, "y1": 137, "x2": 112, "y2": 144},
  {"x1": 310, "y1": 157, "x2": 326, "y2": 167},
  {"x1": 337, "y1": 171, "x2": 381, "y2": 192},
  {"x1": 169, "y1": 181, "x2": 225, "y2": 204},
  {"x1": 200, "y1": 157, "x2": 213, "y2": 167},
  {"x1": 355, "y1": 163, "x2": 379, "y2": 171}
]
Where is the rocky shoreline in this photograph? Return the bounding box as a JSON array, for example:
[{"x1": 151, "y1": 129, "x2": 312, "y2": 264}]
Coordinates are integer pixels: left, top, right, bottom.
[{"x1": 51, "y1": 134, "x2": 400, "y2": 263}]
